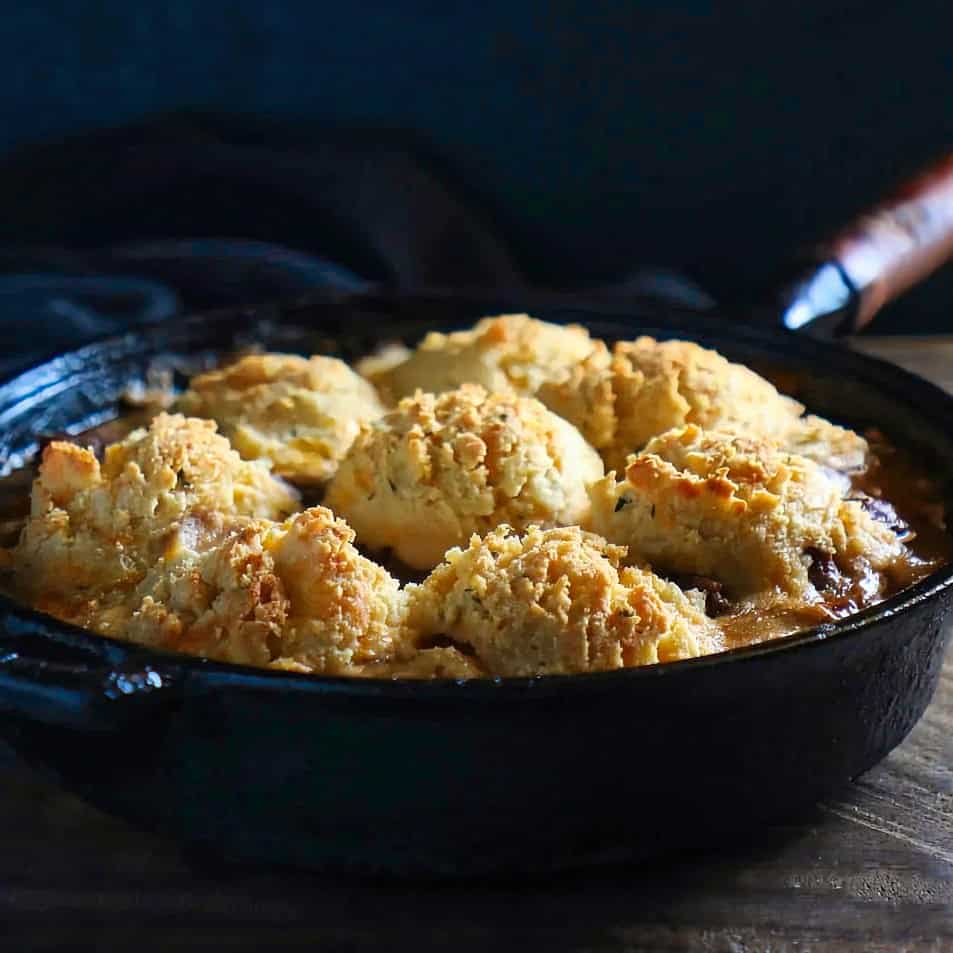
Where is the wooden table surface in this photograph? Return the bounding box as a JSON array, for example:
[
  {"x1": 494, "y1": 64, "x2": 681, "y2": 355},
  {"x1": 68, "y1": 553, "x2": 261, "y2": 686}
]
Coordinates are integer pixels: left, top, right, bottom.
[{"x1": 1, "y1": 337, "x2": 951, "y2": 952}]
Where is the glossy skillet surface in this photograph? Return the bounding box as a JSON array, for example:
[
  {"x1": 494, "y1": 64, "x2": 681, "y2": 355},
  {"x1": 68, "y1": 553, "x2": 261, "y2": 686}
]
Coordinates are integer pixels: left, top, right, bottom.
[{"x1": 1, "y1": 293, "x2": 952, "y2": 877}]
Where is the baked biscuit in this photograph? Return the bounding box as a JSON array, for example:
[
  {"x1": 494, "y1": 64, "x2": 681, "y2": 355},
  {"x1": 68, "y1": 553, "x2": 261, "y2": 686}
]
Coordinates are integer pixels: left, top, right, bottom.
[
  {"x1": 361, "y1": 313, "x2": 604, "y2": 402},
  {"x1": 405, "y1": 524, "x2": 721, "y2": 676},
  {"x1": 178, "y1": 353, "x2": 385, "y2": 482},
  {"x1": 266, "y1": 506, "x2": 404, "y2": 671},
  {"x1": 324, "y1": 384, "x2": 604, "y2": 570},
  {"x1": 783, "y1": 414, "x2": 869, "y2": 477},
  {"x1": 14, "y1": 413, "x2": 298, "y2": 610},
  {"x1": 588, "y1": 425, "x2": 903, "y2": 598},
  {"x1": 102, "y1": 507, "x2": 405, "y2": 674},
  {"x1": 538, "y1": 336, "x2": 805, "y2": 472}
]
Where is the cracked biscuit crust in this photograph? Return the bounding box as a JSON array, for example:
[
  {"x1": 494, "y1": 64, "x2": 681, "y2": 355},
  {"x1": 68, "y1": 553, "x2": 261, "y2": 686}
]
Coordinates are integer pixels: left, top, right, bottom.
[
  {"x1": 115, "y1": 506, "x2": 405, "y2": 673},
  {"x1": 406, "y1": 524, "x2": 721, "y2": 676},
  {"x1": 783, "y1": 414, "x2": 869, "y2": 477},
  {"x1": 14, "y1": 413, "x2": 298, "y2": 608},
  {"x1": 14, "y1": 416, "x2": 410, "y2": 675},
  {"x1": 361, "y1": 314, "x2": 603, "y2": 403},
  {"x1": 588, "y1": 425, "x2": 903, "y2": 598},
  {"x1": 324, "y1": 384, "x2": 604, "y2": 570},
  {"x1": 177, "y1": 353, "x2": 385, "y2": 483},
  {"x1": 538, "y1": 336, "x2": 809, "y2": 472}
]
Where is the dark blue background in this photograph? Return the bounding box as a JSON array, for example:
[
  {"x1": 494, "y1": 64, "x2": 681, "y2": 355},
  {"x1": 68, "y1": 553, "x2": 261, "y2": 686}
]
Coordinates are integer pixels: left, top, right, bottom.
[{"x1": 4, "y1": 3, "x2": 953, "y2": 330}]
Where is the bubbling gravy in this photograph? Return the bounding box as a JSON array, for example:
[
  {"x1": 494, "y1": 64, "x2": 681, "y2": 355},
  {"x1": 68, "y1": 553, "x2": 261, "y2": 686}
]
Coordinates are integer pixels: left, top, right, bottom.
[{"x1": 716, "y1": 428, "x2": 951, "y2": 649}]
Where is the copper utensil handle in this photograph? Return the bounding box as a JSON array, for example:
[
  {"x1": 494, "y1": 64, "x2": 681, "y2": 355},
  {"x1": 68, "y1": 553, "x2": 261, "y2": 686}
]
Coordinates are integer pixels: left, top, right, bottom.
[
  {"x1": 823, "y1": 152, "x2": 953, "y2": 331},
  {"x1": 775, "y1": 151, "x2": 953, "y2": 336}
]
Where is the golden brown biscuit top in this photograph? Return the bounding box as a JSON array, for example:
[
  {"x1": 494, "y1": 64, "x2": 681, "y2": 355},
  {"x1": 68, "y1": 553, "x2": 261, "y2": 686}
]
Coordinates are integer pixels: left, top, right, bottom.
[
  {"x1": 538, "y1": 335, "x2": 806, "y2": 472},
  {"x1": 406, "y1": 523, "x2": 720, "y2": 676},
  {"x1": 97, "y1": 506, "x2": 405, "y2": 674},
  {"x1": 636, "y1": 425, "x2": 802, "y2": 499},
  {"x1": 101, "y1": 412, "x2": 299, "y2": 517},
  {"x1": 589, "y1": 425, "x2": 904, "y2": 598},
  {"x1": 177, "y1": 353, "x2": 385, "y2": 483},
  {"x1": 364, "y1": 313, "x2": 603, "y2": 402},
  {"x1": 15, "y1": 413, "x2": 298, "y2": 602},
  {"x1": 6, "y1": 317, "x2": 936, "y2": 680},
  {"x1": 324, "y1": 384, "x2": 604, "y2": 569}
]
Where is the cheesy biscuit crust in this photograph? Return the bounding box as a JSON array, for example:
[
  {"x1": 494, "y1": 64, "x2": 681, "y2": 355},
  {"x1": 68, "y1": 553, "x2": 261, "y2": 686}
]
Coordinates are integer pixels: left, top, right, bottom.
[
  {"x1": 538, "y1": 336, "x2": 806, "y2": 472},
  {"x1": 178, "y1": 353, "x2": 385, "y2": 483},
  {"x1": 120, "y1": 506, "x2": 405, "y2": 673},
  {"x1": 405, "y1": 524, "x2": 721, "y2": 676},
  {"x1": 588, "y1": 425, "x2": 903, "y2": 598},
  {"x1": 361, "y1": 313, "x2": 603, "y2": 403},
  {"x1": 14, "y1": 413, "x2": 298, "y2": 611},
  {"x1": 324, "y1": 384, "x2": 604, "y2": 570}
]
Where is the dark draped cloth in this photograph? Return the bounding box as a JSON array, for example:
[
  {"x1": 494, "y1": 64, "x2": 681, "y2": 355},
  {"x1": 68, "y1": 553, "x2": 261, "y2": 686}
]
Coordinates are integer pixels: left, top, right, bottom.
[{"x1": 0, "y1": 113, "x2": 711, "y2": 375}]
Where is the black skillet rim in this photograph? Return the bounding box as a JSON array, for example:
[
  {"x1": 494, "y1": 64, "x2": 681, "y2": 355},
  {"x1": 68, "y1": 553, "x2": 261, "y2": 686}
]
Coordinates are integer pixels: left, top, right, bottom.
[{"x1": 1, "y1": 295, "x2": 952, "y2": 701}]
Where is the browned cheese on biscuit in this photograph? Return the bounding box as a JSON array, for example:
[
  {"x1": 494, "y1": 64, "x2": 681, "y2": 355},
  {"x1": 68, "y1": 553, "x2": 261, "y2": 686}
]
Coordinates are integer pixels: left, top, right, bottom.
[
  {"x1": 405, "y1": 524, "x2": 721, "y2": 676},
  {"x1": 360, "y1": 313, "x2": 603, "y2": 403},
  {"x1": 116, "y1": 506, "x2": 405, "y2": 673},
  {"x1": 537, "y1": 336, "x2": 870, "y2": 478},
  {"x1": 11, "y1": 413, "x2": 405, "y2": 672},
  {"x1": 14, "y1": 413, "x2": 298, "y2": 619},
  {"x1": 178, "y1": 353, "x2": 385, "y2": 482},
  {"x1": 588, "y1": 425, "x2": 904, "y2": 599},
  {"x1": 324, "y1": 384, "x2": 604, "y2": 570}
]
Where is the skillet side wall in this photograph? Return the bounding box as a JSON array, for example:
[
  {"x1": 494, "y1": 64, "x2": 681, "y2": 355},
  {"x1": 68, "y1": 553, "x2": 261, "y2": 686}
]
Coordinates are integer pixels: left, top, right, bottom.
[
  {"x1": 0, "y1": 295, "x2": 951, "y2": 875},
  {"x1": 3, "y1": 591, "x2": 950, "y2": 876}
]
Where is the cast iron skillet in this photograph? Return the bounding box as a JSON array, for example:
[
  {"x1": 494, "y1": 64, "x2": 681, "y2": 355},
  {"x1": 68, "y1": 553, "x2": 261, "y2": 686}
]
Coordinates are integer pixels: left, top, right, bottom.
[{"x1": 1, "y1": 158, "x2": 953, "y2": 878}]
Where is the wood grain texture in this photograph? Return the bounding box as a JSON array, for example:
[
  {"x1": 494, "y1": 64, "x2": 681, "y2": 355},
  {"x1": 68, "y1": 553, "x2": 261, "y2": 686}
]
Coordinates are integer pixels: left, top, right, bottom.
[{"x1": 1, "y1": 336, "x2": 951, "y2": 952}]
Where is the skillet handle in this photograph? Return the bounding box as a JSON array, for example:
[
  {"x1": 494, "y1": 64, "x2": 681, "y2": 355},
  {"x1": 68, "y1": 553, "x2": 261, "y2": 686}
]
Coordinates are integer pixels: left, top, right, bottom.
[
  {"x1": 775, "y1": 152, "x2": 953, "y2": 337},
  {"x1": 0, "y1": 646, "x2": 180, "y2": 734}
]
